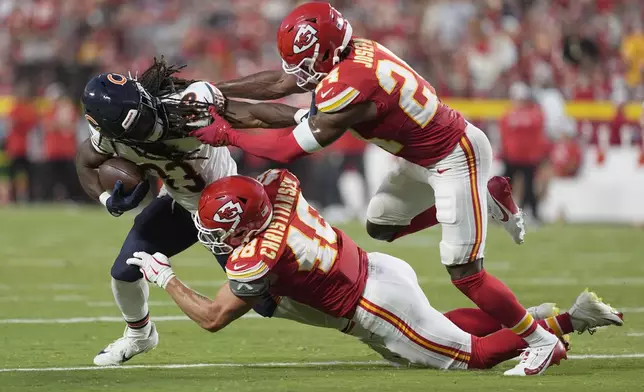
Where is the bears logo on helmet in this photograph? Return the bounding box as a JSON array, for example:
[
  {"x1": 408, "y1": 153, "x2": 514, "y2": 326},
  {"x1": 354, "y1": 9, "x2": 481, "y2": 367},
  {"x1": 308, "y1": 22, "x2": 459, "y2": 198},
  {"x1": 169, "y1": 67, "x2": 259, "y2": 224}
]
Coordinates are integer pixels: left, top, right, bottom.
[
  {"x1": 85, "y1": 114, "x2": 100, "y2": 131},
  {"x1": 106, "y1": 73, "x2": 127, "y2": 86},
  {"x1": 293, "y1": 25, "x2": 318, "y2": 54}
]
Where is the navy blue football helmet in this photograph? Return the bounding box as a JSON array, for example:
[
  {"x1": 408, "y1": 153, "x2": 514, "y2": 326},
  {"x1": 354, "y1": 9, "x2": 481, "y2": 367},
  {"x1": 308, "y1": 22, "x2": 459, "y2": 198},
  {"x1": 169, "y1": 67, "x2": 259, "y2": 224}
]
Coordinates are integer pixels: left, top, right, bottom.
[{"x1": 81, "y1": 73, "x2": 166, "y2": 143}]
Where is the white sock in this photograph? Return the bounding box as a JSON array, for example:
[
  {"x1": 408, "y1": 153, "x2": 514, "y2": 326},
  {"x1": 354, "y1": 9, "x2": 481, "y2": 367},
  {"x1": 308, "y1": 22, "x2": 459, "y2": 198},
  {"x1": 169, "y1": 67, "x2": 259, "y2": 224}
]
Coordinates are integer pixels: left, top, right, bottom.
[
  {"x1": 111, "y1": 278, "x2": 150, "y2": 337},
  {"x1": 522, "y1": 324, "x2": 557, "y2": 346},
  {"x1": 338, "y1": 170, "x2": 367, "y2": 220}
]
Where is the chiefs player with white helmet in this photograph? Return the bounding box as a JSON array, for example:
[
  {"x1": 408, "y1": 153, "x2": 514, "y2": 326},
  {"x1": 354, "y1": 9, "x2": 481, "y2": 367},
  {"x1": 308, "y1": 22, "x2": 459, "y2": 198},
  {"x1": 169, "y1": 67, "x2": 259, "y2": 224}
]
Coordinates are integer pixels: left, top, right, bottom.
[
  {"x1": 188, "y1": 2, "x2": 567, "y2": 375},
  {"x1": 127, "y1": 170, "x2": 623, "y2": 373}
]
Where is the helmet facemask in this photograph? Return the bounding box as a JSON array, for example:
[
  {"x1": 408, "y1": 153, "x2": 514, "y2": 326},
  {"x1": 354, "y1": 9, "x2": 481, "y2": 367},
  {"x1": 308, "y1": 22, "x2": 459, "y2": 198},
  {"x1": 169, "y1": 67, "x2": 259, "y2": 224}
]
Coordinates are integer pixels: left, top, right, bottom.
[
  {"x1": 282, "y1": 43, "x2": 328, "y2": 89},
  {"x1": 193, "y1": 209, "x2": 273, "y2": 256},
  {"x1": 118, "y1": 82, "x2": 165, "y2": 143}
]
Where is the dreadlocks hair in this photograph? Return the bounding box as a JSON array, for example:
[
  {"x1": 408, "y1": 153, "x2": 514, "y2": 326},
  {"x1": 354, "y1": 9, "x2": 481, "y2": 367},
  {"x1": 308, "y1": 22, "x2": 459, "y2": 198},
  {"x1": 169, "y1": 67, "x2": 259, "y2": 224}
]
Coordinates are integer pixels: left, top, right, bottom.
[{"x1": 138, "y1": 56, "x2": 211, "y2": 135}]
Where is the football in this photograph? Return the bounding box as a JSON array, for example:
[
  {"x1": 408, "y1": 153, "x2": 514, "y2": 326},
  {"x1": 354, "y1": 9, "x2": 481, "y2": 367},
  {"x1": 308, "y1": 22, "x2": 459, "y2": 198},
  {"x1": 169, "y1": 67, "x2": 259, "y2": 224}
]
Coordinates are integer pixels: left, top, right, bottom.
[{"x1": 98, "y1": 157, "x2": 145, "y2": 193}]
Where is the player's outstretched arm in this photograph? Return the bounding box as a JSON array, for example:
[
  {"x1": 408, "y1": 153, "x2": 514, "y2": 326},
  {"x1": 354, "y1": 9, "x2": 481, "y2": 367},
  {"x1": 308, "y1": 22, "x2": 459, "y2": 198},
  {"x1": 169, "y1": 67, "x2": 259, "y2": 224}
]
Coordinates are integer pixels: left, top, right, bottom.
[
  {"x1": 75, "y1": 138, "x2": 111, "y2": 201},
  {"x1": 165, "y1": 279, "x2": 256, "y2": 333},
  {"x1": 217, "y1": 71, "x2": 304, "y2": 100},
  {"x1": 193, "y1": 101, "x2": 376, "y2": 164},
  {"x1": 224, "y1": 100, "x2": 304, "y2": 129},
  {"x1": 127, "y1": 252, "x2": 256, "y2": 333}
]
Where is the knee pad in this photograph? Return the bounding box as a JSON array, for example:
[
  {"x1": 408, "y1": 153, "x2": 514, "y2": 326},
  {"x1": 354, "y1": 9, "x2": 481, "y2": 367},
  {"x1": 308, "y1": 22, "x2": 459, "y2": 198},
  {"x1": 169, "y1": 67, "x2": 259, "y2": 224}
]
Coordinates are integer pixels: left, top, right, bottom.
[{"x1": 366, "y1": 193, "x2": 413, "y2": 227}]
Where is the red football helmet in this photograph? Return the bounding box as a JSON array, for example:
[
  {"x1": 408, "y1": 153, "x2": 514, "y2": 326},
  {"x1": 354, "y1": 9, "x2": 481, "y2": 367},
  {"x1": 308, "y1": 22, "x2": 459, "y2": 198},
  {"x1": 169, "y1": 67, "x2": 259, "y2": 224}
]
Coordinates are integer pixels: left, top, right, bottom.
[
  {"x1": 194, "y1": 176, "x2": 273, "y2": 255},
  {"x1": 277, "y1": 2, "x2": 353, "y2": 88}
]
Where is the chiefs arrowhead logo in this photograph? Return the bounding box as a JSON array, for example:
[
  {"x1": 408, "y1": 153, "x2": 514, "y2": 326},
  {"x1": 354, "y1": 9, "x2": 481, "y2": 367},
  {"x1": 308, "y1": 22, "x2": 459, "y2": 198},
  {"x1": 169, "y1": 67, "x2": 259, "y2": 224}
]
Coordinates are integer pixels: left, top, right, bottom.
[
  {"x1": 293, "y1": 25, "x2": 318, "y2": 54},
  {"x1": 214, "y1": 201, "x2": 244, "y2": 224}
]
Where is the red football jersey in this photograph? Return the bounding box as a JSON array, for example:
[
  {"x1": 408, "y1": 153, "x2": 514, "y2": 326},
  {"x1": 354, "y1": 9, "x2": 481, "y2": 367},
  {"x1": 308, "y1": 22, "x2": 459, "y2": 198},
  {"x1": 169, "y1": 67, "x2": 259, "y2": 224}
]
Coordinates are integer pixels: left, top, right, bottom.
[
  {"x1": 315, "y1": 38, "x2": 466, "y2": 167},
  {"x1": 225, "y1": 169, "x2": 368, "y2": 318}
]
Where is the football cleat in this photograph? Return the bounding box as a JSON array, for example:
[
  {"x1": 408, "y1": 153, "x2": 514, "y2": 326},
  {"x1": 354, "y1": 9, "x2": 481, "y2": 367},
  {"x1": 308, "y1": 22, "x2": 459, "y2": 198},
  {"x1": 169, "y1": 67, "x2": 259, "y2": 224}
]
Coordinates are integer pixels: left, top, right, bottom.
[
  {"x1": 527, "y1": 302, "x2": 559, "y2": 320},
  {"x1": 504, "y1": 334, "x2": 567, "y2": 376},
  {"x1": 487, "y1": 176, "x2": 525, "y2": 245},
  {"x1": 93, "y1": 322, "x2": 159, "y2": 366},
  {"x1": 568, "y1": 290, "x2": 624, "y2": 334}
]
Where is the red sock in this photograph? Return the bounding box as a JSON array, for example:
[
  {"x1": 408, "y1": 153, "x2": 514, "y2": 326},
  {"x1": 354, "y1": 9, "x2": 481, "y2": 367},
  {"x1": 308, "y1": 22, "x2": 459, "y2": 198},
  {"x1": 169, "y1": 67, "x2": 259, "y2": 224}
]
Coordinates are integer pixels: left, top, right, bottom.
[
  {"x1": 469, "y1": 330, "x2": 528, "y2": 369},
  {"x1": 444, "y1": 308, "x2": 502, "y2": 337},
  {"x1": 538, "y1": 313, "x2": 574, "y2": 336},
  {"x1": 446, "y1": 308, "x2": 575, "y2": 338},
  {"x1": 452, "y1": 269, "x2": 537, "y2": 338},
  {"x1": 388, "y1": 206, "x2": 438, "y2": 242}
]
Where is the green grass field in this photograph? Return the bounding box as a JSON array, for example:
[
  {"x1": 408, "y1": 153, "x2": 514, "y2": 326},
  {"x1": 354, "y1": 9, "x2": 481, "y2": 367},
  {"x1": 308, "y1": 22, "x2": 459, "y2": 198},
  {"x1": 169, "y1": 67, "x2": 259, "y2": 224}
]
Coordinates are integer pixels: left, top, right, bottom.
[{"x1": 0, "y1": 206, "x2": 643, "y2": 391}]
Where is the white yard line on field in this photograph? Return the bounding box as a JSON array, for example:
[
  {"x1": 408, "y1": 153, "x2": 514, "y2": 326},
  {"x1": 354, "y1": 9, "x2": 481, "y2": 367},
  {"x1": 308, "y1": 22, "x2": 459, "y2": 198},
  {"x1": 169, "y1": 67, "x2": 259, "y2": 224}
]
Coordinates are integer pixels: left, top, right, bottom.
[
  {"x1": 0, "y1": 280, "x2": 227, "y2": 291},
  {"x1": 1, "y1": 354, "x2": 644, "y2": 373},
  {"x1": 627, "y1": 332, "x2": 644, "y2": 337},
  {"x1": 4, "y1": 276, "x2": 644, "y2": 291},
  {"x1": 2, "y1": 304, "x2": 644, "y2": 324},
  {"x1": 415, "y1": 277, "x2": 644, "y2": 286},
  {"x1": 617, "y1": 307, "x2": 644, "y2": 313},
  {"x1": 86, "y1": 300, "x2": 177, "y2": 307},
  {"x1": 0, "y1": 314, "x2": 262, "y2": 324}
]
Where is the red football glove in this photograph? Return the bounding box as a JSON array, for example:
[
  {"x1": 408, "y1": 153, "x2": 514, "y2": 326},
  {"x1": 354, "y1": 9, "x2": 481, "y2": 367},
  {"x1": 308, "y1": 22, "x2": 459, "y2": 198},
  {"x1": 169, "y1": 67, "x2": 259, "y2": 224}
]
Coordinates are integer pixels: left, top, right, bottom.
[{"x1": 190, "y1": 106, "x2": 235, "y2": 146}]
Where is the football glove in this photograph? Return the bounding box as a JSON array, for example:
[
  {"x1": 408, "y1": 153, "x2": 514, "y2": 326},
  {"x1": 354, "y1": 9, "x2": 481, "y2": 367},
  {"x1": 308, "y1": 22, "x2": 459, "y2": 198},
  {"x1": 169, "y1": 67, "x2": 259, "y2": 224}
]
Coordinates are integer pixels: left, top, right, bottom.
[
  {"x1": 106, "y1": 180, "x2": 150, "y2": 217},
  {"x1": 126, "y1": 251, "x2": 176, "y2": 289},
  {"x1": 190, "y1": 106, "x2": 234, "y2": 147}
]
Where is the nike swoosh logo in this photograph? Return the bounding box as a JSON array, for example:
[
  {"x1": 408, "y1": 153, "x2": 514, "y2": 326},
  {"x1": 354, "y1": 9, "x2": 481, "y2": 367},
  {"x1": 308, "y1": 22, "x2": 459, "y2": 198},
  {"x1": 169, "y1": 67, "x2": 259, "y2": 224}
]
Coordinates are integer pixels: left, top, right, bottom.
[
  {"x1": 524, "y1": 347, "x2": 556, "y2": 375},
  {"x1": 436, "y1": 168, "x2": 451, "y2": 174},
  {"x1": 121, "y1": 352, "x2": 133, "y2": 364},
  {"x1": 493, "y1": 198, "x2": 509, "y2": 222},
  {"x1": 320, "y1": 88, "x2": 333, "y2": 98},
  {"x1": 233, "y1": 263, "x2": 249, "y2": 271}
]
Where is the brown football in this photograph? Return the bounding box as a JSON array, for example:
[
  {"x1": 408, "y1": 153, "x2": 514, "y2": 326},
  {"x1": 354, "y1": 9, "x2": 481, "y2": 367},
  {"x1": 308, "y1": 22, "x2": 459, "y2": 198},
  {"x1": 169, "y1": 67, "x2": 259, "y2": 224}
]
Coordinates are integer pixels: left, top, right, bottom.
[{"x1": 98, "y1": 157, "x2": 145, "y2": 194}]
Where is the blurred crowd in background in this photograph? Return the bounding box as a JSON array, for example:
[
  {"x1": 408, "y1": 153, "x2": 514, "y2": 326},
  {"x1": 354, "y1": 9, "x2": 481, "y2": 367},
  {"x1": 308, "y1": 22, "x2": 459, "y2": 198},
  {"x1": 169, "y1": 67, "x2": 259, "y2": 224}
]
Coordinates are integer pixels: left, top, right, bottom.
[{"x1": 1, "y1": 0, "x2": 643, "y2": 222}]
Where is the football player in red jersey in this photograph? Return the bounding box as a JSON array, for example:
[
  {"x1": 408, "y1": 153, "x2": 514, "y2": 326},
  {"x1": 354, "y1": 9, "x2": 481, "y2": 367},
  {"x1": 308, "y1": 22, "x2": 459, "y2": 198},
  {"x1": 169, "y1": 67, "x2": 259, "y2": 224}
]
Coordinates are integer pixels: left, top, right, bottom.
[
  {"x1": 187, "y1": 2, "x2": 569, "y2": 375},
  {"x1": 127, "y1": 170, "x2": 623, "y2": 372}
]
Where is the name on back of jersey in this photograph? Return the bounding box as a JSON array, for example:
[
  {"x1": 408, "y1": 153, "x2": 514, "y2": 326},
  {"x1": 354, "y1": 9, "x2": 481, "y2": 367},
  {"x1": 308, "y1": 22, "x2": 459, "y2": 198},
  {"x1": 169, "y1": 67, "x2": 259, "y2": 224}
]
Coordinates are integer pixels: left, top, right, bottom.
[{"x1": 257, "y1": 175, "x2": 300, "y2": 260}]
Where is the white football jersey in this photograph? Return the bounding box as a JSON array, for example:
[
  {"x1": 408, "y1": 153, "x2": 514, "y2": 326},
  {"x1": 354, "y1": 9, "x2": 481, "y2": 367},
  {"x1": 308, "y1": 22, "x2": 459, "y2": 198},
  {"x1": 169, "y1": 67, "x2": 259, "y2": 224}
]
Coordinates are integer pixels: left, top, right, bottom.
[{"x1": 89, "y1": 81, "x2": 237, "y2": 212}]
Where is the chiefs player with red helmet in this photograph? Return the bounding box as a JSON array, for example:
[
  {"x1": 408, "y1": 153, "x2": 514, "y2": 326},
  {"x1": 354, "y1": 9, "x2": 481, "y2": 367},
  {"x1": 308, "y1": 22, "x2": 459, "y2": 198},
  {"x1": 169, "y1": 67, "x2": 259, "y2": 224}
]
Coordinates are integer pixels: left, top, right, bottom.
[
  {"x1": 188, "y1": 2, "x2": 565, "y2": 375},
  {"x1": 126, "y1": 170, "x2": 623, "y2": 372}
]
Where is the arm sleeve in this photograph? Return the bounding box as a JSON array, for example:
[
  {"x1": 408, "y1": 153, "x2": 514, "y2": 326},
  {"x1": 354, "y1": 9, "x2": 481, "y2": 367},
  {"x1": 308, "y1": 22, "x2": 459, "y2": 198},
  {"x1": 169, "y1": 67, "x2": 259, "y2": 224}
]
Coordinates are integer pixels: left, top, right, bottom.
[{"x1": 228, "y1": 122, "x2": 316, "y2": 164}]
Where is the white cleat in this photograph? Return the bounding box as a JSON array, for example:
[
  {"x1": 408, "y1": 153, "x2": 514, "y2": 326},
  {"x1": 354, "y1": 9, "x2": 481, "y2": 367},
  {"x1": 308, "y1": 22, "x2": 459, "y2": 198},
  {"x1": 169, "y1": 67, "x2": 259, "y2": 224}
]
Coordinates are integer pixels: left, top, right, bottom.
[
  {"x1": 569, "y1": 290, "x2": 624, "y2": 334},
  {"x1": 527, "y1": 302, "x2": 559, "y2": 320},
  {"x1": 486, "y1": 176, "x2": 525, "y2": 245},
  {"x1": 93, "y1": 322, "x2": 159, "y2": 366},
  {"x1": 504, "y1": 335, "x2": 567, "y2": 376}
]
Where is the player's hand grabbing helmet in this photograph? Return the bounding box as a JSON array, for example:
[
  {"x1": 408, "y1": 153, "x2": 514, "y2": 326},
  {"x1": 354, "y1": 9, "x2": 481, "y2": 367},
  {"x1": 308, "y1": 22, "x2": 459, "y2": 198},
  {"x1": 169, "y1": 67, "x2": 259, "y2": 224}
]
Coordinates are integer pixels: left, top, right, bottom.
[
  {"x1": 277, "y1": 2, "x2": 353, "y2": 89},
  {"x1": 194, "y1": 176, "x2": 273, "y2": 255},
  {"x1": 82, "y1": 73, "x2": 166, "y2": 143}
]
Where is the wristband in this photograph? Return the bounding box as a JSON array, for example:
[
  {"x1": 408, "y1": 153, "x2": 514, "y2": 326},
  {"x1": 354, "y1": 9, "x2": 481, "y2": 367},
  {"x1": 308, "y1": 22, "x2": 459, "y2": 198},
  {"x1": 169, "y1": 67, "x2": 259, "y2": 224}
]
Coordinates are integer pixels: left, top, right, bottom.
[
  {"x1": 292, "y1": 119, "x2": 323, "y2": 153},
  {"x1": 99, "y1": 191, "x2": 111, "y2": 206}
]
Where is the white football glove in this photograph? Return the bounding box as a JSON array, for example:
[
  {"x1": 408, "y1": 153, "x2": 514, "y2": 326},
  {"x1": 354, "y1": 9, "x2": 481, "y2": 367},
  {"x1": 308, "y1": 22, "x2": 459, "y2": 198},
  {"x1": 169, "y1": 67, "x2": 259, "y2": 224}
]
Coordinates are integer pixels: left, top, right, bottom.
[{"x1": 126, "y1": 251, "x2": 176, "y2": 289}]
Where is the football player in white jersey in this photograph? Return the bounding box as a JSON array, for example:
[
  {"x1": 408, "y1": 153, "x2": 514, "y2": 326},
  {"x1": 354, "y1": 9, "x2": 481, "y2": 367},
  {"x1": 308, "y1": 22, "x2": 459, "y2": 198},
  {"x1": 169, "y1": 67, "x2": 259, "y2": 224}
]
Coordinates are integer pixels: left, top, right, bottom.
[{"x1": 77, "y1": 59, "x2": 345, "y2": 366}]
